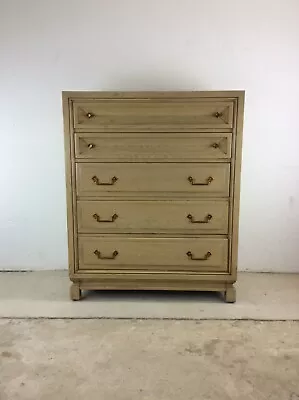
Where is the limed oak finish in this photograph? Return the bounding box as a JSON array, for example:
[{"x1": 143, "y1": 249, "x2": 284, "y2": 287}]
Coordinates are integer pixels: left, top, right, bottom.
[{"x1": 63, "y1": 91, "x2": 244, "y2": 302}]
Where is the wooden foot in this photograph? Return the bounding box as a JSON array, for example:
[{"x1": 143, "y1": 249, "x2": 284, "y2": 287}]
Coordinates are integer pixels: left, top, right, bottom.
[
  {"x1": 70, "y1": 283, "x2": 81, "y2": 301},
  {"x1": 224, "y1": 285, "x2": 236, "y2": 303}
]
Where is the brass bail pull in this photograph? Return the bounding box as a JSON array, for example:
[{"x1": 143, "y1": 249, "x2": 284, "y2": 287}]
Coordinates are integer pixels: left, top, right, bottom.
[
  {"x1": 186, "y1": 251, "x2": 212, "y2": 261},
  {"x1": 94, "y1": 250, "x2": 118, "y2": 260},
  {"x1": 93, "y1": 213, "x2": 118, "y2": 223},
  {"x1": 188, "y1": 176, "x2": 213, "y2": 186},
  {"x1": 187, "y1": 214, "x2": 213, "y2": 224},
  {"x1": 92, "y1": 176, "x2": 118, "y2": 186}
]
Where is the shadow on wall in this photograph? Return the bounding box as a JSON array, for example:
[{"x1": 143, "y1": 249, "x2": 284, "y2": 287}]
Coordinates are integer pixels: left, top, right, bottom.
[{"x1": 88, "y1": 71, "x2": 211, "y2": 91}]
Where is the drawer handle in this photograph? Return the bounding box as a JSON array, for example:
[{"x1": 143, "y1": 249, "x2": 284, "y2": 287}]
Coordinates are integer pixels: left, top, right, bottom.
[
  {"x1": 188, "y1": 176, "x2": 213, "y2": 186},
  {"x1": 186, "y1": 251, "x2": 212, "y2": 261},
  {"x1": 214, "y1": 112, "x2": 223, "y2": 118},
  {"x1": 211, "y1": 142, "x2": 219, "y2": 149},
  {"x1": 92, "y1": 176, "x2": 118, "y2": 185},
  {"x1": 93, "y1": 213, "x2": 118, "y2": 223},
  {"x1": 94, "y1": 250, "x2": 118, "y2": 260},
  {"x1": 86, "y1": 112, "x2": 95, "y2": 119},
  {"x1": 88, "y1": 143, "x2": 96, "y2": 149},
  {"x1": 187, "y1": 214, "x2": 212, "y2": 224}
]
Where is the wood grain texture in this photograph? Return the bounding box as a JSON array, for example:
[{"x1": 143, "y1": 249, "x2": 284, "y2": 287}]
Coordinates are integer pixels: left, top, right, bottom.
[
  {"x1": 74, "y1": 133, "x2": 232, "y2": 161},
  {"x1": 76, "y1": 162, "x2": 230, "y2": 198},
  {"x1": 77, "y1": 199, "x2": 229, "y2": 234},
  {"x1": 78, "y1": 236, "x2": 228, "y2": 272},
  {"x1": 62, "y1": 91, "x2": 244, "y2": 301},
  {"x1": 73, "y1": 100, "x2": 234, "y2": 130}
]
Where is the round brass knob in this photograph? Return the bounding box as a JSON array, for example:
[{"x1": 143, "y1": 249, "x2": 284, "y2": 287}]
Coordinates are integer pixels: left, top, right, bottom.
[
  {"x1": 86, "y1": 112, "x2": 94, "y2": 119},
  {"x1": 211, "y1": 143, "x2": 219, "y2": 149},
  {"x1": 214, "y1": 112, "x2": 223, "y2": 118},
  {"x1": 88, "y1": 143, "x2": 95, "y2": 149}
]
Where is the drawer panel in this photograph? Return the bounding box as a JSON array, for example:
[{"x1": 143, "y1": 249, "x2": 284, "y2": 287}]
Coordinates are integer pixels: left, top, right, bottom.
[
  {"x1": 76, "y1": 163, "x2": 230, "y2": 197},
  {"x1": 77, "y1": 200, "x2": 229, "y2": 234},
  {"x1": 78, "y1": 236, "x2": 228, "y2": 272},
  {"x1": 75, "y1": 133, "x2": 232, "y2": 161},
  {"x1": 73, "y1": 99, "x2": 234, "y2": 130}
]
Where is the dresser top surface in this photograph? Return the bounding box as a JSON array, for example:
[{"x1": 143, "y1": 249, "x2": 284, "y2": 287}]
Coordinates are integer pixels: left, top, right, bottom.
[{"x1": 62, "y1": 90, "x2": 245, "y2": 100}]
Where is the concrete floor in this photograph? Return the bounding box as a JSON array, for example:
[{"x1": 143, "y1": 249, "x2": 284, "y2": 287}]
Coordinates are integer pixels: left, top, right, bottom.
[
  {"x1": 1, "y1": 319, "x2": 299, "y2": 400},
  {"x1": 0, "y1": 271, "x2": 299, "y2": 319}
]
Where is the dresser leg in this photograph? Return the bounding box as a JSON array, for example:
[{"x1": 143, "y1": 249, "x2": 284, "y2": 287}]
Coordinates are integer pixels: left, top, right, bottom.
[
  {"x1": 224, "y1": 285, "x2": 236, "y2": 303},
  {"x1": 70, "y1": 283, "x2": 81, "y2": 301}
]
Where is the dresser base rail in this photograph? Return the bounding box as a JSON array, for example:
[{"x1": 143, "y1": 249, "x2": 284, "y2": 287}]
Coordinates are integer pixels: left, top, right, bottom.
[{"x1": 70, "y1": 280, "x2": 235, "y2": 303}]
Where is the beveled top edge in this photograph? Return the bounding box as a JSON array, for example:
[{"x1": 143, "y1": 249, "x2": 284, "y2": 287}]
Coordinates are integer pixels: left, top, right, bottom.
[{"x1": 62, "y1": 90, "x2": 245, "y2": 100}]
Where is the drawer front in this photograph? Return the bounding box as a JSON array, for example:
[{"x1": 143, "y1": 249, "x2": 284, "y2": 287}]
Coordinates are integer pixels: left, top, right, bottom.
[
  {"x1": 78, "y1": 237, "x2": 228, "y2": 272},
  {"x1": 77, "y1": 200, "x2": 229, "y2": 234},
  {"x1": 75, "y1": 133, "x2": 232, "y2": 161},
  {"x1": 76, "y1": 163, "x2": 230, "y2": 197},
  {"x1": 73, "y1": 100, "x2": 234, "y2": 130}
]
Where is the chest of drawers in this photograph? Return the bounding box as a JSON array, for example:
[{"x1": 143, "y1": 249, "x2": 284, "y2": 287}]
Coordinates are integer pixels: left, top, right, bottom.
[{"x1": 62, "y1": 91, "x2": 244, "y2": 302}]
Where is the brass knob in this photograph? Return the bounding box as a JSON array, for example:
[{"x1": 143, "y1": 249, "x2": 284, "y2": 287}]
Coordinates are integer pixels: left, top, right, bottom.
[
  {"x1": 86, "y1": 112, "x2": 94, "y2": 119},
  {"x1": 211, "y1": 143, "x2": 219, "y2": 149},
  {"x1": 88, "y1": 143, "x2": 95, "y2": 149},
  {"x1": 214, "y1": 112, "x2": 223, "y2": 118}
]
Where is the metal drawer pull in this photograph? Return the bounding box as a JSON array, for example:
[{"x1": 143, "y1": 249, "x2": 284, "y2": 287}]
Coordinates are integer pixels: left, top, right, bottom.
[
  {"x1": 92, "y1": 176, "x2": 118, "y2": 185},
  {"x1": 211, "y1": 142, "x2": 219, "y2": 149},
  {"x1": 214, "y1": 112, "x2": 223, "y2": 118},
  {"x1": 88, "y1": 143, "x2": 96, "y2": 149},
  {"x1": 186, "y1": 251, "x2": 212, "y2": 261},
  {"x1": 93, "y1": 213, "x2": 118, "y2": 223},
  {"x1": 187, "y1": 214, "x2": 212, "y2": 224},
  {"x1": 188, "y1": 176, "x2": 213, "y2": 185},
  {"x1": 94, "y1": 250, "x2": 118, "y2": 260},
  {"x1": 86, "y1": 112, "x2": 95, "y2": 119}
]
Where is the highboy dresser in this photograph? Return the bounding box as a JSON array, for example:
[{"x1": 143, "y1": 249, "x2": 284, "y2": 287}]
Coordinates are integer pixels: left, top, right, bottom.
[{"x1": 63, "y1": 91, "x2": 244, "y2": 302}]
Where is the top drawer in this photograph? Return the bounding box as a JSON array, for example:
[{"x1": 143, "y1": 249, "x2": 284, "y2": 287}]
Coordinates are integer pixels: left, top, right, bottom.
[{"x1": 72, "y1": 99, "x2": 234, "y2": 131}]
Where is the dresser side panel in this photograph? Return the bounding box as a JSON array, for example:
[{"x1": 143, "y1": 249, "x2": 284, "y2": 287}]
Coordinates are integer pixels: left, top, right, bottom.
[
  {"x1": 62, "y1": 93, "x2": 77, "y2": 277},
  {"x1": 230, "y1": 92, "x2": 245, "y2": 280}
]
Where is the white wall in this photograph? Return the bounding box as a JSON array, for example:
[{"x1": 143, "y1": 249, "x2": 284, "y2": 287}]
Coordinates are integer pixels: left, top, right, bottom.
[{"x1": 0, "y1": 0, "x2": 299, "y2": 272}]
